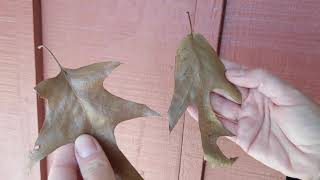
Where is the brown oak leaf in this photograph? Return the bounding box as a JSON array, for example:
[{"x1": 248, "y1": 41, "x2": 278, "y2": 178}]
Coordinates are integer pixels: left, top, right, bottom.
[
  {"x1": 168, "y1": 12, "x2": 242, "y2": 167},
  {"x1": 30, "y1": 46, "x2": 159, "y2": 180}
]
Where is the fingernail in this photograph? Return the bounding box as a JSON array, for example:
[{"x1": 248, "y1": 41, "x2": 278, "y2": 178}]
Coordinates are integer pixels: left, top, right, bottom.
[
  {"x1": 75, "y1": 135, "x2": 98, "y2": 158},
  {"x1": 226, "y1": 69, "x2": 245, "y2": 77}
]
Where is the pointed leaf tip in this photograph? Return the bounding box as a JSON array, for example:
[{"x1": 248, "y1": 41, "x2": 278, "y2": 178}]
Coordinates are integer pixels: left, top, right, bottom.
[
  {"x1": 169, "y1": 121, "x2": 175, "y2": 132},
  {"x1": 112, "y1": 61, "x2": 122, "y2": 66},
  {"x1": 110, "y1": 61, "x2": 122, "y2": 70},
  {"x1": 31, "y1": 59, "x2": 155, "y2": 179},
  {"x1": 144, "y1": 106, "x2": 161, "y2": 117},
  {"x1": 168, "y1": 23, "x2": 241, "y2": 167}
]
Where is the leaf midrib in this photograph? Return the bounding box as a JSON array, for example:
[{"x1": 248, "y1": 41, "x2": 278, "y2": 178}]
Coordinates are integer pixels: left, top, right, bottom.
[{"x1": 60, "y1": 68, "x2": 92, "y2": 127}]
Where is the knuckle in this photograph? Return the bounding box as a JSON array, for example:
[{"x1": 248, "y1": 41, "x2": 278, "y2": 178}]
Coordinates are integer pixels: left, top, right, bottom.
[
  {"x1": 254, "y1": 68, "x2": 269, "y2": 76},
  {"x1": 81, "y1": 159, "x2": 109, "y2": 179},
  {"x1": 252, "y1": 69, "x2": 273, "y2": 81}
]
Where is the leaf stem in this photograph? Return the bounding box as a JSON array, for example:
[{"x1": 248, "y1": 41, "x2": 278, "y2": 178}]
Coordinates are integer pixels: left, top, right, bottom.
[
  {"x1": 186, "y1": 11, "x2": 193, "y2": 37},
  {"x1": 38, "y1": 45, "x2": 64, "y2": 70}
]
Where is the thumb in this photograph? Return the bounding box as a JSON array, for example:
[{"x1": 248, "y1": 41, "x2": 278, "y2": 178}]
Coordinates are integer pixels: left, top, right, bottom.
[
  {"x1": 75, "y1": 134, "x2": 116, "y2": 180},
  {"x1": 226, "y1": 68, "x2": 309, "y2": 105}
]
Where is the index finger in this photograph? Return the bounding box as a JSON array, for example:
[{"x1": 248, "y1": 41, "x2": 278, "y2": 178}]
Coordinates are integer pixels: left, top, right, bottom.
[{"x1": 219, "y1": 59, "x2": 249, "y2": 100}]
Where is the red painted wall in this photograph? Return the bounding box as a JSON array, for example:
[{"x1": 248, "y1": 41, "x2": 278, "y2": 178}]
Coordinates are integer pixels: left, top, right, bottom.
[{"x1": 1, "y1": 0, "x2": 319, "y2": 179}]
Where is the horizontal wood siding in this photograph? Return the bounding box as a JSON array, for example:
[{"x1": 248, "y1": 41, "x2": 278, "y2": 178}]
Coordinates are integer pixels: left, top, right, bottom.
[{"x1": 0, "y1": 1, "x2": 41, "y2": 180}]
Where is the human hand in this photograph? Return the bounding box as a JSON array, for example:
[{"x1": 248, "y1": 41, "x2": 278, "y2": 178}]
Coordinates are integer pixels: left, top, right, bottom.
[
  {"x1": 188, "y1": 60, "x2": 320, "y2": 179},
  {"x1": 48, "y1": 134, "x2": 116, "y2": 180}
]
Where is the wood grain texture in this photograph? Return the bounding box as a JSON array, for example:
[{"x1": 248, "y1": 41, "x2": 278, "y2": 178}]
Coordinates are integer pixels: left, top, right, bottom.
[
  {"x1": 221, "y1": 0, "x2": 320, "y2": 102},
  {"x1": 0, "y1": 0, "x2": 41, "y2": 180},
  {"x1": 184, "y1": 0, "x2": 304, "y2": 179},
  {"x1": 178, "y1": 113, "x2": 203, "y2": 180},
  {"x1": 203, "y1": 138, "x2": 285, "y2": 180},
  {"x1": 40, "y1": 0, "x2": 197, "y2": 179},
  {"x1": 177, "y1": 0, "x2": 227, "y2": 179},
  {"x1": 8, "y1": 0, "x2": 317, "y2": 179},
  {"x1": 201, "y1": 0, "x2": 320, "y2": 179},
  {"x1": 198, "y1": 0, "x2": 285, "y2": 179},
  {"x1": 194, "y1": 0, "x2": 226, "y2": 52}
]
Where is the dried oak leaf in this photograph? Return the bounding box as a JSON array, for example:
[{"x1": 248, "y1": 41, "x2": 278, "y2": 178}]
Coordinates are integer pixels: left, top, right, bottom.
[
  {"x1": 30, "y1": 46, "x2": 159, "y2": 180},
  {"x1": 168, "y1": 13, "x2": 242, "y2": 167}
]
